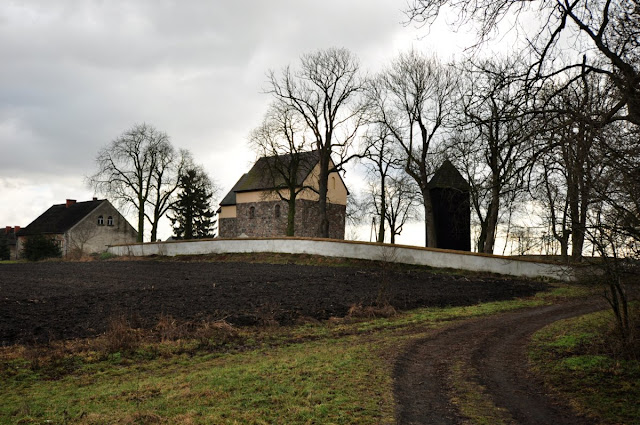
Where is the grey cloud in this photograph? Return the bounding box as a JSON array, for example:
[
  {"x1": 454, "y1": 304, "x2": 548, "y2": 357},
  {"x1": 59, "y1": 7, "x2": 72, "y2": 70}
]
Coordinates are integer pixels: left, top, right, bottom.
[{"x1": 0, "y1": 0, "x2": 420, "y2": 232}]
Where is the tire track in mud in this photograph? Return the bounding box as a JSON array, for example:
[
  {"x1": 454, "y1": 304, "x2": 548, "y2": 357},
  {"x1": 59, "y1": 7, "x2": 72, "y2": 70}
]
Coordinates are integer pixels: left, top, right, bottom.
[{"x1": 394, "y1": 298, "x2": 605, "y2": 425}]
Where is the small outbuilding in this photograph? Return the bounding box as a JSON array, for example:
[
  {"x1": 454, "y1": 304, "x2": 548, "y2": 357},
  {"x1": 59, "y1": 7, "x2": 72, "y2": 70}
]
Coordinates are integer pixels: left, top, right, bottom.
[
  {"x1": 16, "y1": 198, "x2": 137, "y2": 258},
  {"x1": 428, "y1": 160, "x2": 471, "y2": 251}
]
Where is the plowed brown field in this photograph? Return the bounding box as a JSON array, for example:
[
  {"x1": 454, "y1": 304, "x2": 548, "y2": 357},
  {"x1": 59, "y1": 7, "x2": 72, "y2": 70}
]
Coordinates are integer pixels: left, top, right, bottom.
[{"x1": 0, "y1": 259, "x2": 547, "y2": 345}]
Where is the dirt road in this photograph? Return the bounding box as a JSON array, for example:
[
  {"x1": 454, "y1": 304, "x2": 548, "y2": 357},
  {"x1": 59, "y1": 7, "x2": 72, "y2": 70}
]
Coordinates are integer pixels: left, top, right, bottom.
[{"x1": 394, "y1": 298, "x2": 605, "y2": 425}]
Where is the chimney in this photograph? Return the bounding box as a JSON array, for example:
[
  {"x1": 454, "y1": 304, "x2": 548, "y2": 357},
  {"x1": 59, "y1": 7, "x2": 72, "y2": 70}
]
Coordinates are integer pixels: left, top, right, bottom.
[
  {"x1": 14, "y1": 226, "x2": 20, "y2": 234},
  {"x1": 5, "y1": 226, "x2": 10, "y2": 234},
  {"x1": 66, "y1": 199, "x2": 76, "y2": 208},
  {"x1": 92, "y1": 197, "x2": 98, "y2": 201}
]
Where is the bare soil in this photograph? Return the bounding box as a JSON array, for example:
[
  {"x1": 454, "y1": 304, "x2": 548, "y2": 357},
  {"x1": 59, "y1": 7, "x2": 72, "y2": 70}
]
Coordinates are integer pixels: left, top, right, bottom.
[
  {"x1": 394, "y1": 297, "x2": 606, "y2": 425},
  {"x1": 0, "y1": 259, "x2": 547, "y2": 345}
]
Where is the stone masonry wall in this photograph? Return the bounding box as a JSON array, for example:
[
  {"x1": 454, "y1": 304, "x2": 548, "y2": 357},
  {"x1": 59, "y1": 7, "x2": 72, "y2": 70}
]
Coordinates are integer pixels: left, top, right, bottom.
[
  {"x1": 218, "y1": 217, "x2": 238, "y2": 239},
  {"x1": 224, "y1": 199, "x2": 346, "y2": 239}
]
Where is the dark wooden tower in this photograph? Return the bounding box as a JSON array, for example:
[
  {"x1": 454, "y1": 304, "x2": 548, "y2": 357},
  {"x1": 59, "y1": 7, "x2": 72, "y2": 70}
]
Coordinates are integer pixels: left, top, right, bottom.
[{"x1": 428, "y1": 160, "x2": 471, "y2": 251}]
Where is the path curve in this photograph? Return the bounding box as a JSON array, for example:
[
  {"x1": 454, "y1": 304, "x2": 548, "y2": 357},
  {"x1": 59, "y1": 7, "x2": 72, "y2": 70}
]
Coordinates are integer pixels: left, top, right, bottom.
[{"x1": 394, "y1": 298, "x2": 605, "y2": 425}]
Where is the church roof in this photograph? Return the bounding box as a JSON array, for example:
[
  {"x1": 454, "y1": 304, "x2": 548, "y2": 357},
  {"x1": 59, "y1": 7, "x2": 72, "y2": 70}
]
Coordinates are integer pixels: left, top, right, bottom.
[
  {"x1": 219, "y1": 150, "x2": 324, "y2": 207},
  {"x1": 428, "y1": 160, "x2": 470, "y2": 191}
]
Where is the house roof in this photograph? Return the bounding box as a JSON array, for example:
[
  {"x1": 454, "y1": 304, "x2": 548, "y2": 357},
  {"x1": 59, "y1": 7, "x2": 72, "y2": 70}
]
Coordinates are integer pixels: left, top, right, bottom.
[
  {"x1": 219, "y1": 150, "x2": 324, "y2": 207},
  {"x1": 236, "y1": 150, "x2": 321, "y2": 193},
  {"x1": 219, "y1": 173, "x2": 247, "y2": 206},
  {"x1": 428, "y1": 160, "x2": 470, "y2": 191},
  {"x1": 16, "y1": 199, "x2": 106, "y2": 236}
]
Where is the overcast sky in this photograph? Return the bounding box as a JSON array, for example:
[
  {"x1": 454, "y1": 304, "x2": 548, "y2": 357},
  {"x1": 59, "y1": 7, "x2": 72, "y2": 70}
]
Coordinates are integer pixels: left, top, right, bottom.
[{"x1": 0, "y1": 0, "x2": 487, "y2": 245}]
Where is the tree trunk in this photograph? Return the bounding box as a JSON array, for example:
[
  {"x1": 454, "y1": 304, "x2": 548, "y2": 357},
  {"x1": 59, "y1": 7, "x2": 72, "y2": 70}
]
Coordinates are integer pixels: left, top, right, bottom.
[
  {"x1": 287, "y1": 197, "x2": 296, "y2": 236},
  {"x1": 150, "y1": 222, "x2": 158, "y2": 242},
  {"x1": 422, "y1": 188, "x2": 437, "y2": 248},
  {"x1": 483, "y1": 185, "x2": 501, "y2": 254},
  {"x1": 137, "y1": 203, "x2": 145, "y2": 243},
  {"x1": 378, "y1": 178, "x2": 386, "y2": 243},
  {"x1": 559, "y1": 236, "x2": 569, "y2": 262},
  {"x1": 318, "y1": 151, "x2": 330, "y2": 238},
  {"x1": 477, "y1": 219, "x2": 487, "y2": 252}
]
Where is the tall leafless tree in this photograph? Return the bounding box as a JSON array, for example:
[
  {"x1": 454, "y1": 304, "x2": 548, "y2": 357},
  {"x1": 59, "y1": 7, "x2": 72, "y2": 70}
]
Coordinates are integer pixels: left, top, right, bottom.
[
  {"x1": 87, "y1": 123, "x2": 188, "y2": 242},
  {"x1": 249, "y1": 102, "x2": 318, "y2": 236},
  {"x1": 266, "y1": 48, "x2": 366, "y2": 238},
  {"x1": 448, "y1": 57, "x2": 536, "y2": 253},
  {"x1": 533, "y1": 72, "x2": 615, "y2": 261},
  {"x1": 379, "y1": 173, "x2": 422, "y2": 244},
  {"x1": 368, "y1": 50, "x2": 457, "y2": 247},
  {"x1": 585, "y1": 122, "x2": 640, "y2": 343},
  {"x1": 146, "y1": 145, "x2": 190, "y2": 242},
  {"x1": 406, "y1": 0, "x2": 640, "y2": 125},
  {"x1": 360, "y1": 123, "x2": 405, "y2": 242}
]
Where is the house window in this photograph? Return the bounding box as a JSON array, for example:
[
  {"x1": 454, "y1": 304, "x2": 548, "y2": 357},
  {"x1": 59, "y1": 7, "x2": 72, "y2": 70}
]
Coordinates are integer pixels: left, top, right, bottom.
[
  {"x1": 97, "y1": 215, "x2": 104, "y2": 226},
  {"x1": 107, "y1": 216, "x2": 114, "y2": 226},
  {"x1": 249, "y1": 206, "x2": 255, "y2": 219},
  {"x1": 275, "y1": 204, "x2": 281, "y2": 218}
]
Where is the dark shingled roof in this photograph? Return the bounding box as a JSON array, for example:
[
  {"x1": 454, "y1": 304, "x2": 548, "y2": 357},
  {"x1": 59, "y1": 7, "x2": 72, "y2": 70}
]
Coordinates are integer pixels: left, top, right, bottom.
[
  {"x1": 220, "y1": 151, "x2": 322, "y2": 207},
  {"x1": 428, "y1": 160, "x2": 470, "y2": 191},
  {"x1": 219, "y1": 174, "x2": 247, "y2": 206},
  {"x1": 17, "y1": 200, "x2": 105, "y2": 236}
]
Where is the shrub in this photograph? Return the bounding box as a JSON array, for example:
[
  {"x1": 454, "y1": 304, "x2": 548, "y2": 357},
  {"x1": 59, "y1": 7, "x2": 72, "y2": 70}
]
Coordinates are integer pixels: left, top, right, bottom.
[
  {"x1": 99, "y1": 251, "x2": 117, "y2": 260},
  {"x1": 101, "y1": 315, "x2": 141, "y2": 354},
  {"x1": 22, "y1": 234, "x2": 62, "y2": 261},
  {"x1": 0, "y1": 236, "x2": 9, "y2": 260}
]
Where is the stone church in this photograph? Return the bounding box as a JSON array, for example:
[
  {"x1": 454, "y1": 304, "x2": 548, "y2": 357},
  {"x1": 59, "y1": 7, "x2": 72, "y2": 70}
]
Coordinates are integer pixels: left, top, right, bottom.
[{"x1": 217, "y1": 151, "x2": 347, "y2": 239}]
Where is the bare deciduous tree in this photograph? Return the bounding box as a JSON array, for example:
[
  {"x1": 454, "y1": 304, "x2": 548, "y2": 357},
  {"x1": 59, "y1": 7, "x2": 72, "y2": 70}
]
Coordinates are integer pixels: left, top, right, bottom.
[
  {"x1": 249, "y1": 102, "x2": 318, "y2": 236},
  {"x1": 361, "y1": 123, "x2": 404, "y2": 242},
  {"x1": 450, "y1": 57, "x2": 537, "y2": 254},
  {"x1": 406, "y1": 0, "x2": 640, "y2": 125},
  {"x1": 87, "y1": 123, "x2": 188, "y2": 242},
  {"x1": 533, "y1": 72, "x2": 615, "y2": 261},
  {"x1": 585, "y1": 122, "x2": 640, "y2": 344},
  {"x1": 266, "y1": 47, "x2": 366, "y2": 238},
  {"x1": 369, "y1": 50, "x2": 457, "y2": 247},
  {"x1": 381, "y1": 174, "x2": 422, "y2": 244},
  {"x1": 145, "y1": 145, "x2": 191, "y2": 242}
]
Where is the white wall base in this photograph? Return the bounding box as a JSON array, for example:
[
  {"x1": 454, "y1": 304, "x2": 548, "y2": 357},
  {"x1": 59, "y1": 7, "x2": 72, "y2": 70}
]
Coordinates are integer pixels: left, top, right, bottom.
[{"x1": 107, "y1": 238, "x2": 576, "y2": 281}]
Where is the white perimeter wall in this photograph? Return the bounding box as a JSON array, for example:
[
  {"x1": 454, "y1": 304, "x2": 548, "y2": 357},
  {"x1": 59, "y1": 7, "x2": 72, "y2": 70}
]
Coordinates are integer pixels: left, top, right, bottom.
[{"x1": 107, "y1": 238, "x2": 576, "y2": 281}]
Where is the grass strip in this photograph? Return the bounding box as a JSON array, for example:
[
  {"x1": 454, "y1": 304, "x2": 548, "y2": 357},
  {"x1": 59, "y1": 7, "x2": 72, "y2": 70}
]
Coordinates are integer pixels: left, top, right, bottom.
[
  {"x1": 448, "y1": 361, "x2": 514, "y2": 425},
  {"x1": 0, "y1": 284, "x2": 588, "y2": 424},
  {"x1": 529, "y1": 306, "x2": 640, "y2": 425}
]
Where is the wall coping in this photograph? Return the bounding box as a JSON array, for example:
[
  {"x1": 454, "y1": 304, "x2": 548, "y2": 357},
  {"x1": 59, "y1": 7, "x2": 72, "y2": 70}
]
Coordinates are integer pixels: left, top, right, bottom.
[
  {"x1": 108, "y1": 236, "x2": 569, "y2": 267},
  {"x1": 107, "y1": 237, "x2": 578, "y2": 281}
]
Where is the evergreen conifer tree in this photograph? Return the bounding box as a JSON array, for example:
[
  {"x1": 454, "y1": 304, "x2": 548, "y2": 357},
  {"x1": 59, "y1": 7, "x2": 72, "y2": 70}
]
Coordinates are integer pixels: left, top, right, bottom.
[{"x1": 169, "y1": 167, "x2": 215, "y2": 239}]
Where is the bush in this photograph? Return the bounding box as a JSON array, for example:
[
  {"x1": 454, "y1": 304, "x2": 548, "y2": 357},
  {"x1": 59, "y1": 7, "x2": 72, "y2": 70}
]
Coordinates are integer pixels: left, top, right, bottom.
[
  {"x1": 0, "y1": 237, "x2": 9, "y2": 260},
  {"x1": 99, "y1": 251, "x2": 117, "y2": 260},
  {"x1": 22, "y1": 234, "x2": 62, "y2": 261}
]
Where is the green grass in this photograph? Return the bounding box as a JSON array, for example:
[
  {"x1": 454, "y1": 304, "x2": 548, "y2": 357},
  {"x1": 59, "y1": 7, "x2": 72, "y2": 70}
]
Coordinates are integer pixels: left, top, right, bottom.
[
  {"x1": 447, "y1": 361, "x2": 513, "y2": 425},
  {"x1": 0, "y1": 283, "x2": 588, "y2": 424},
  {"x1": 2, "y1": 337, "x2": 396, "y2": 424},
  {"x1": 529, "y1": 306, "x2": 640, "y2": 425}
]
